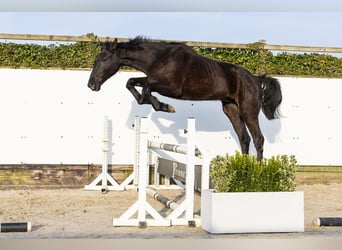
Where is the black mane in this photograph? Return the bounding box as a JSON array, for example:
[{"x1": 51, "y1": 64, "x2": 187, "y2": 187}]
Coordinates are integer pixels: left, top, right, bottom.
[
  {"x1": 128, "y1": 36, "x2": 184, "y2": 46},
  {"x1": 129, "y1": 36, "x2": 151, "y2": 45}
]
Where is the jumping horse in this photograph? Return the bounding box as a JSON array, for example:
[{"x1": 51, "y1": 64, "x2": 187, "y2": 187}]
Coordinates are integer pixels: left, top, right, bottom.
[{"x1": 88, "y1": 37, "x2": 282, "y2": 159}]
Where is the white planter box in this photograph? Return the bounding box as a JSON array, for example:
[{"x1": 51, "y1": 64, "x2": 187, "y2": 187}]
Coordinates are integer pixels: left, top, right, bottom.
[{"x1": 201, "y1": 189, "x2": 304, "y2": 234}]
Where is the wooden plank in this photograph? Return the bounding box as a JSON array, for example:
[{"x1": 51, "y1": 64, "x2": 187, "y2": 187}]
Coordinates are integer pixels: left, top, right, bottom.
[
  {"x1": 0, "y1": 33, "x2": 129, "y2": 43},
  {"x1": 1, "y1": 164, "x2": 342, "y2": 188},
  {"x1": 0, "y1": 164, "x2": 133, "y2": 188},
  {"x1": 156, "y1": 158, "x2": 205, "y2": 191},
  {"x1": 296, "y1": 166, "x2": 342, "y2": 185},
  {"x1": 1, "y1": 33, "x2": 342, "y2": 53},
  {"x1": 265, "y1": 44, "x2": 342, "y2": 53}
]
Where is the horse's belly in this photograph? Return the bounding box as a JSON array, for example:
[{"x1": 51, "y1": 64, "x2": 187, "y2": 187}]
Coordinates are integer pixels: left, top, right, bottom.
[{"x1": 180, "y1": 80, "x2": 231, "y2": 100}]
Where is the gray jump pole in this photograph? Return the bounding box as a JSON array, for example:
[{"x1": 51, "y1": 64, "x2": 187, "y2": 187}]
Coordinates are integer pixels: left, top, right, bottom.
[
  {"x1": 148, "y1": 141, "x2": 202, "y2": 157},
  {"x1": 0, "y1": 222, "x2": 32, "y2": 233},
  {"x1": 146, "y1": 188, "x2": 179, "y2": 210},
  {"x1": 313, "y1": 217, "x2": 342, "y2": 227}
]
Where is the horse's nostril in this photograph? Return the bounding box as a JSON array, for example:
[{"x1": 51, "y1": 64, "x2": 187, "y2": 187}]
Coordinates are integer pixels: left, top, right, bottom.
[
  {"x1": 88, "y1": 83, "x2": 100, "y2": 91},
  {"x1": 88, "y1": 82, "x2": 96, "y2": 90}
]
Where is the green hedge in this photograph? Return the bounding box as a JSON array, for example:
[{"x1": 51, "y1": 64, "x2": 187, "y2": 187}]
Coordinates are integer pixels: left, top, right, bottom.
[
  {"x1": 1, "y1": 41, "x2": 342, "y2": 77},
  {"x1": 210, "y1": 152, "x2": 297, "y2": 192},
  {"x1": 0, "y1": 42, "x2": 100, "y2": 69},
  {"x1": 194, "y1": 47, "x2": 342, "y2": 77}
]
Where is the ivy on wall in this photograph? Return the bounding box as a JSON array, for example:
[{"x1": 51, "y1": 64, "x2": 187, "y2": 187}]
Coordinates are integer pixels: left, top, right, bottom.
[
  {"x1": 194, "y1": 47, "x2": 342, "y2": 78},
  {"x1": 1, "y1": 41, "x2": 342, "y2": 77},
  {"x1": 0, "y1": 42, "x2": 100, "y2": 69}
]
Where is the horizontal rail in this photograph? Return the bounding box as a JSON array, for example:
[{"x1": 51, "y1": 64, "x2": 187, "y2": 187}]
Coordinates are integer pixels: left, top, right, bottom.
[
  {"x1": 146, "y1": 188, "x2": 179, "y2": 210},
  {"x1": 148, "y1": 141, "x2": 201, "y2": 157},
  {"x1": 263, "y1": 44, "x2": 342, "y2": 53},
  {"x1": 1, "y1": 33, "x2": 342, "y2": 53},
  {"x1": 148, "y1": 141, "x2": 187, "y2": 155}
]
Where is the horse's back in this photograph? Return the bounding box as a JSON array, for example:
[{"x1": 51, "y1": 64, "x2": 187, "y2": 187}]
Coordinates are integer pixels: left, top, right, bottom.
[{"x1": 148, "y1": 42, "x2": 261, "y2": 102}]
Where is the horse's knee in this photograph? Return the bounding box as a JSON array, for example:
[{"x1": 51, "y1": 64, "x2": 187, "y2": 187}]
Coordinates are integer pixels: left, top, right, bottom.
[
  {"x1": 126, "y1": 78, "x2": 135, "y2": 89},
  {"x1": 141, "y1": 85, "x2": 152, "y2": 98}
]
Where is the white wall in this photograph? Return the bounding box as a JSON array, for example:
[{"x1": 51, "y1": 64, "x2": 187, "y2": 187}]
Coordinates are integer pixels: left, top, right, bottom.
[{"x1": 0, "y1": 69, "x2": 341, "y2": 165}]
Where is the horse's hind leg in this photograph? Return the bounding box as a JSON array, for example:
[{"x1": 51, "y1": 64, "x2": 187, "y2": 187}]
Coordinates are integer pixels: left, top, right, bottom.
[
  {"x1": 240, "y1": 106, "x2": 265, "y2": 160},
  {"x1": 222, "y1": 101, "x2": 251, "y2": 155},
  {"x1": 242, "y1": 115, "x2": 264, "y2": 160}
]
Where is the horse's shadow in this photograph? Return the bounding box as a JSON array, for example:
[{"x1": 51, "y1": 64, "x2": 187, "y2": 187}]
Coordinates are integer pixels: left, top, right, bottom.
[{"x1": 125, "y1": 97, "x2": 282, "y2": 150}]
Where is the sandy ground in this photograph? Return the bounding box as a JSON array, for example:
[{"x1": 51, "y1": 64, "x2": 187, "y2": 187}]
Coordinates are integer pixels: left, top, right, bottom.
[{"x1": 0, "y1": 183, "x2": 341, "y2": 239}]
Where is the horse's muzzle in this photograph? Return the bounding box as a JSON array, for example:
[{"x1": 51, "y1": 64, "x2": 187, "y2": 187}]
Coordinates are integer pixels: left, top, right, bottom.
[{"x1": 88, "y1": 81, "x2": 100, "y2": 91}]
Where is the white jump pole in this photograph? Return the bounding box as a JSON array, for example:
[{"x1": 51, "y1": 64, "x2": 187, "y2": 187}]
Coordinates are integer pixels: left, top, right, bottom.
[{"x1": 101, "y1": 116, "x2": 109, "y2": 191}]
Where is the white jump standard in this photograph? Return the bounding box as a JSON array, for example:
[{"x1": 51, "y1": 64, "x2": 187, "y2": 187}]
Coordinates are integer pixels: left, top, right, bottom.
[
  {"x1": 113, "y1": 116, "x2": 209, "y2": 227},
  {"x1": 85, "y1": 116, "x2": 134, "y2": 192},
  {"x1": 113, "y1": 117, "x2": 170, "y2": 227}
]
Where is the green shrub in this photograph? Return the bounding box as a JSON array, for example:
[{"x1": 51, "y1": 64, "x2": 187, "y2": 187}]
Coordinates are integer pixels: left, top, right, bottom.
[{"x1": 210, "y1": 151, "x2": 297, "y2": 192}]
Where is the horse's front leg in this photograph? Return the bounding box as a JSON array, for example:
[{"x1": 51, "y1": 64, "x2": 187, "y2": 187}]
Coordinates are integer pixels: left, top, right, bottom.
[
  {"x1": 126, "y1": 77, "x2": 149, "y2": 104},
  {"x1": 141, "y1": 83, "x2": 175, "y2": 113},
  {"x1": 126, "y1": 77, "x2": 175, "y2": 112}
]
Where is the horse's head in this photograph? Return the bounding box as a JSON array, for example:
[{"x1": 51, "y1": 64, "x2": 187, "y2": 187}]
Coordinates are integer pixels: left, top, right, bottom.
[{"x1": 88, "y1": 39, "x2": 121, "y2": 91}]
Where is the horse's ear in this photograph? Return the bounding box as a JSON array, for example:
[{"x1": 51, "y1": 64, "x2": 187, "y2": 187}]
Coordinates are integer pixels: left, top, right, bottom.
[
  {"x1": 107, "y1": 39, "x2": 118, "y2": 52},
  {"x1": 97, "y1": 38, "x2": 106, "y2": 49},
  {"x1": 112, "y1": 38, "x2": 118, "y2": 49}
]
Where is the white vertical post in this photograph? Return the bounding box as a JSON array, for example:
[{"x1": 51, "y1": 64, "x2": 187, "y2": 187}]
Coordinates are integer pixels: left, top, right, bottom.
[
  {"x1": 101, "y1": 116, "x2": 109, "y2": 191},
  {"x1": 133, "y1": 116, "x2": 140, "y2": 186},
  {"x1": 137, "y1": 117, "x2": 149, "y2": 222},
  {"x1": 185, "y1": 117, "x2": 195, "y2": 221}
]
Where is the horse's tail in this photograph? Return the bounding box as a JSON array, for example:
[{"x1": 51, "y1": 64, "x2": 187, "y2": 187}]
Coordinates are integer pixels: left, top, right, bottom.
[{"x1": 258, "y1": 75, "x2": 282, "y2": 120}]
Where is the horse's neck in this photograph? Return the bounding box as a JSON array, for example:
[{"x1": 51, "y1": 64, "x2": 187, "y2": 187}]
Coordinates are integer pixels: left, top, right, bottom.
[
  {"x1": 122, "y1": 44, "x2": 167, "y2": 72},
  {"x1": 120, "y1": 44, "x2": 160, "y2": 72},
  {"x1": 122, "y1": 59, "x2": 148, "y2": 72}
]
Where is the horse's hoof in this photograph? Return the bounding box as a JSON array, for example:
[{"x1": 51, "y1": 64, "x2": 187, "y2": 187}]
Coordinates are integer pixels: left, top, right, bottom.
[{"x1": 167, "y1": 104, "x2": 175, "y2": 113}]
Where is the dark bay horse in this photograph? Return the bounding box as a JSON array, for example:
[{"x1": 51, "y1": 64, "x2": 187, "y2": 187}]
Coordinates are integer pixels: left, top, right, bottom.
[{"x1": 88, "y1": 37, "x2": 282, "y2": 159}]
